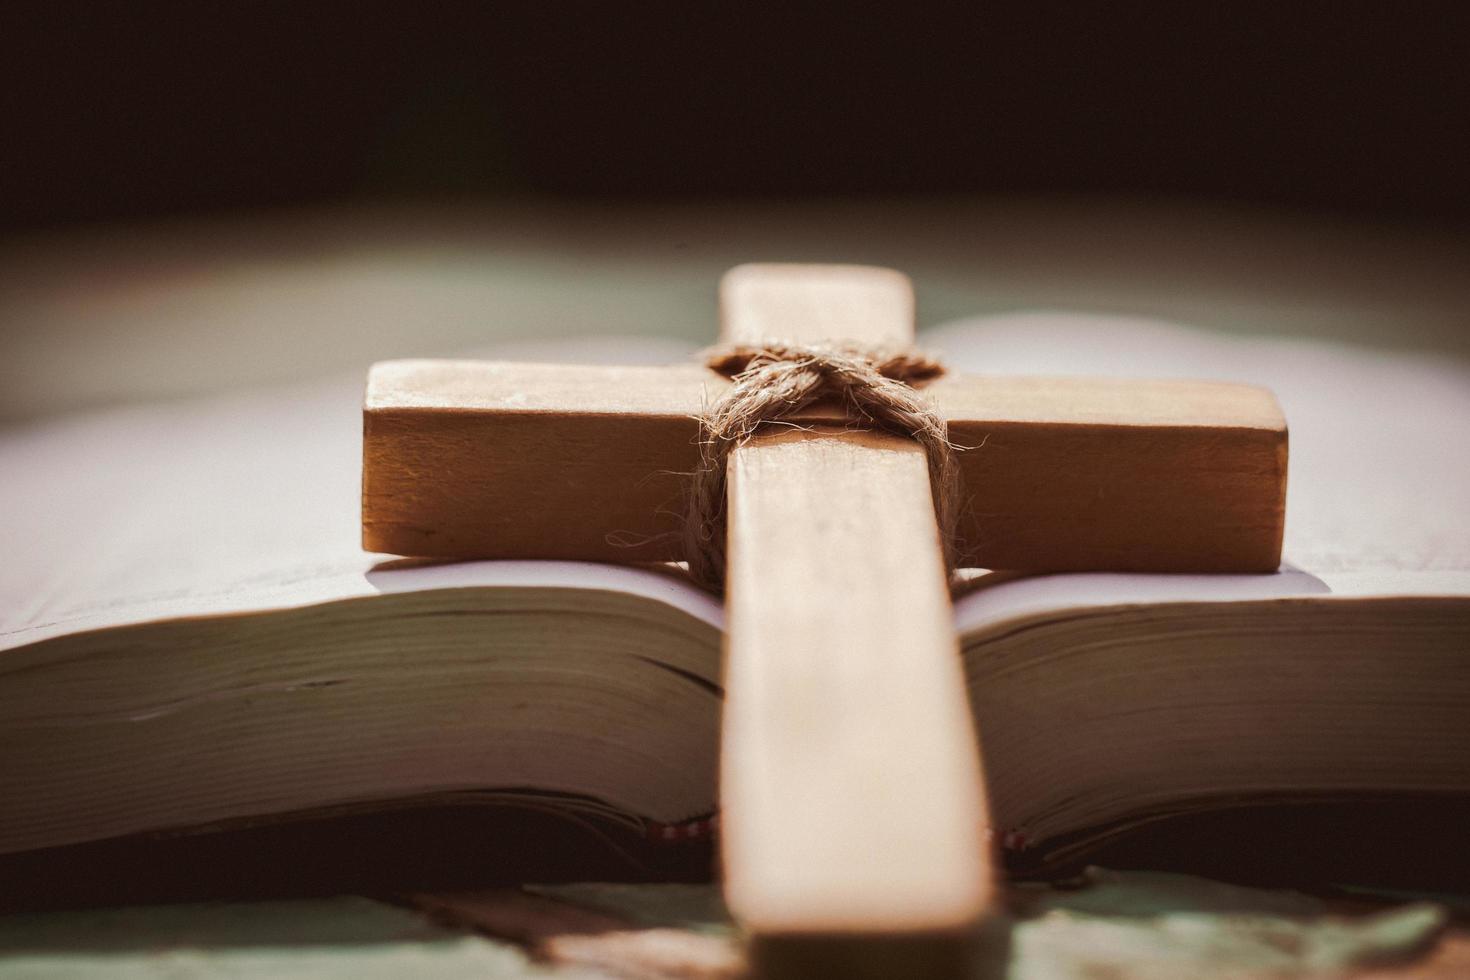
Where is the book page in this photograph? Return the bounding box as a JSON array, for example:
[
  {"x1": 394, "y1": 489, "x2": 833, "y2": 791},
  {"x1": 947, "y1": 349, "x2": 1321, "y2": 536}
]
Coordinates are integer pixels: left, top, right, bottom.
[
  {"x1": 927, "y1": 312, "x2": 1470, "y2": 630},
  {"x1": 0, "y1": 374, "x2": 367, "y2": 648},
  {"x1": 0, "y1": 337, "x2": 710, "y2": 651}
]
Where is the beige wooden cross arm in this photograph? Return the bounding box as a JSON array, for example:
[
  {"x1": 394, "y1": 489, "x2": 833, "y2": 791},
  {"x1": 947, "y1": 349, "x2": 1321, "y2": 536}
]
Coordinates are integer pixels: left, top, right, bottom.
[
  {"x1": 363, "y1": 280, "x2": 1285, "y2": 573},
  {"x1": 361, "y1": 264, "x2": 1287, "y2": 978}
]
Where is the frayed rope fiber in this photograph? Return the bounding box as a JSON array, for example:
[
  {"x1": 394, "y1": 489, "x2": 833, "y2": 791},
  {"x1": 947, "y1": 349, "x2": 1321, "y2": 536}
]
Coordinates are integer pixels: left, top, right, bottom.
[{"x1": 683, "y1": 342, "x2": 961, "y2": 592}]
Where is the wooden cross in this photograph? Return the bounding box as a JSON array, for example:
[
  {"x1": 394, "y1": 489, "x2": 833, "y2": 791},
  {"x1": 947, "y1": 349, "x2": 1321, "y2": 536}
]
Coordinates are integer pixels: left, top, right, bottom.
[{"x1": 362, "y1": 264, "x2": 1287, "y2": 977}]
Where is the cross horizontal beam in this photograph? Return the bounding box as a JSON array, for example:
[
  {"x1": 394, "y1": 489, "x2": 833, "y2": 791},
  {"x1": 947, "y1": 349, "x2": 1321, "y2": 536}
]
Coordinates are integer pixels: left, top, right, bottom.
[{"x1": 364, "y1": 361, "x2": 1286, "y2": 572}]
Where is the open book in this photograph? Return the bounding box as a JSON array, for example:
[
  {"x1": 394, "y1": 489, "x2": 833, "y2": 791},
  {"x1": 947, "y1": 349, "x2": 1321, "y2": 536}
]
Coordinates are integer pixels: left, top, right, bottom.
[{"x1": 3, "y1": 313, "x2": 1467, "y2": 901}]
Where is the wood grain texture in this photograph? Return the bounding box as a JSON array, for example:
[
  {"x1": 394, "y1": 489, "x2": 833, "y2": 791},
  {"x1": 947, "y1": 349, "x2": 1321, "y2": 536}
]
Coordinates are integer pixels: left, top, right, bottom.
[
  {"x1": 721, "y1": 429, "x2": 994, "y2": 944},
  {"x1": 716, "y1": 266, "x2": 994, "y2": 974},
  {"x1": 720, "y1": 263, "x2": 915, "y2": 347},
  {"x1": 363, "y1": 366, "x2": 1286, "y2": 571},
  {"x1": 363, "y1": 362, "x2": 718, "y2": 561}
]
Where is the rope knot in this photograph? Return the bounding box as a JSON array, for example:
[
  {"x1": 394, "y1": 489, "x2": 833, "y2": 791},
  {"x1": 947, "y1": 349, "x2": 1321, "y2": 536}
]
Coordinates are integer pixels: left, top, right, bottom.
[
  {"x1": 704, "y1": 342, "x2": 947, "y2": 385},
  {"x1": 684, "y1": 342, "x2": 960, "y2": 592}
]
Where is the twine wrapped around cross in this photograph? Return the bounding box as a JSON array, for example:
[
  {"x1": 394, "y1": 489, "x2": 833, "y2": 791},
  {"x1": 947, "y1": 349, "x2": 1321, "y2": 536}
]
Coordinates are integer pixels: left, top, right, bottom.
[
  {"x1": 685, "y1": 342, "x2": 959, "y2": 591},
  {"x1": 362, "y1": 264, "x2": 1287, "y2": 979}
]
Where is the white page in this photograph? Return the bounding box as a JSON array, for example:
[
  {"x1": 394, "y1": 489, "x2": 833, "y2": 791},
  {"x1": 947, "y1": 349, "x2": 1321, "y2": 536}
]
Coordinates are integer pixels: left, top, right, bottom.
[
  {"x1": 0, "y1": 337, "x2": 704, "y2": 650},
  {"x1": 931, "y1": 313, "x2": 1470, "y2": 630}
]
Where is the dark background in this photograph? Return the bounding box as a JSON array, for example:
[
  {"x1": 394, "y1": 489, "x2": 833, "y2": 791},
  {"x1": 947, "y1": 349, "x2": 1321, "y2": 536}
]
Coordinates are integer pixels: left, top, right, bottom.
[{"x1": 5, "y1": 2, "x2": 1469, "y2": 233}]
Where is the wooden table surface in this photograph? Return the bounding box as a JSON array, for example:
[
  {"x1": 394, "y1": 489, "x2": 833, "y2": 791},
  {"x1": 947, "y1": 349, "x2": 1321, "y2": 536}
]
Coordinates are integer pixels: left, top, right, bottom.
[{"x1": 1, "y1": 873, "x2": 1464, "y2": 978}]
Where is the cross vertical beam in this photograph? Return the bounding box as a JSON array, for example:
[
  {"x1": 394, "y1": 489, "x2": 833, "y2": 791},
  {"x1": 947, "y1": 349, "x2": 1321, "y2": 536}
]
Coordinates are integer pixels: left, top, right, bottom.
[{"x1": 717, "y1": 266, "x2": 994, "y2": 977}]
